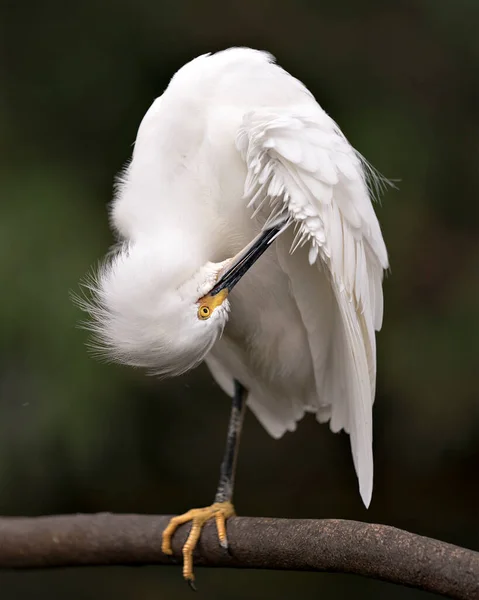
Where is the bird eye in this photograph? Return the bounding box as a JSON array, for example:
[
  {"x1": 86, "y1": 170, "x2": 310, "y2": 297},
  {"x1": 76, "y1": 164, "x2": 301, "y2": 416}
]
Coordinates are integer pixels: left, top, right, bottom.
[{"x1": 198, "y1": 305, "x2": 211, "y2": 320}]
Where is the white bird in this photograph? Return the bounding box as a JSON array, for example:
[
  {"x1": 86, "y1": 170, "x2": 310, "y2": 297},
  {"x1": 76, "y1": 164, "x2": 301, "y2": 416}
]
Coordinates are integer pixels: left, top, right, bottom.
[{"x1": 82, "y1": 47, "x2": 388, "y2": 585}]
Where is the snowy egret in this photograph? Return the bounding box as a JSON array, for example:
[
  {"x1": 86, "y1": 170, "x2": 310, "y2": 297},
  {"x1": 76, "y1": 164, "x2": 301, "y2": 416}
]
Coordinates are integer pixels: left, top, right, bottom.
[{"x1": 81, "y1": 48, "x2": 388, "y2": 585}]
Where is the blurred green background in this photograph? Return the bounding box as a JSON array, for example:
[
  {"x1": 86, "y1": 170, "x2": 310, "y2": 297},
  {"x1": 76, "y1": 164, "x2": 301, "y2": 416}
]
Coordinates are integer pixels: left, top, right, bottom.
[{"x1": 1, "y1": 0, "x2": 478, "y2": 598}]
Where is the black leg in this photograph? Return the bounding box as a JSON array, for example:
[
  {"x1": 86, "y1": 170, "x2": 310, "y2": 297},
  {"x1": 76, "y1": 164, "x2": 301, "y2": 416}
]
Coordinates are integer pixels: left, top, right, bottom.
[
  {"x1": 214, "y1": 380, "x2": 247, "y2": 504},
  {"x1": 161, "y1": 380, "x2": 247, "y2": 584}
]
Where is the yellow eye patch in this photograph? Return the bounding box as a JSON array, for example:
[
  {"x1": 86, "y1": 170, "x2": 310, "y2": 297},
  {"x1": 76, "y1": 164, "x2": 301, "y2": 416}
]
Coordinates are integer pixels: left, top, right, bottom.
[{"x1": 197, "y1": 288, "x2": 229, "y2": 320}]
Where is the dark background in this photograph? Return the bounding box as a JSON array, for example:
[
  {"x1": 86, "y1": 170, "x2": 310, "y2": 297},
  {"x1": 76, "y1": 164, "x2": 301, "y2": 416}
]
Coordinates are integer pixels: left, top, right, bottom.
[{"x1": 1, "y1": 0, "x2": 478, "y2": 598}]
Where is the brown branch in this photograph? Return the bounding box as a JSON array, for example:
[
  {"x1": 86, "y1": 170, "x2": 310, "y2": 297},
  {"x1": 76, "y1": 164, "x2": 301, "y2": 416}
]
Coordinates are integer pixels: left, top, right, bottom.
[{"x1": 0, "y1": 514, "x2": 477, "y2": 598}]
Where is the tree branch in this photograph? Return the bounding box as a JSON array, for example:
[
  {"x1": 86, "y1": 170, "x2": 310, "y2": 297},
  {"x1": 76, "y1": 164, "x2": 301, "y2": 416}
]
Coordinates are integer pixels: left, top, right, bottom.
[{"x1": 0, "y1": 514, "x2": 476, "y2": 599}]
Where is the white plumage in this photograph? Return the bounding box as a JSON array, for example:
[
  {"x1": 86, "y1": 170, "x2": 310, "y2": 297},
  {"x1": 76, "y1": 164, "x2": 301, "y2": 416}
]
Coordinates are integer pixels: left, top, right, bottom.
[{"x1": 86, "y1": 48, "x2": 388, "y2": 508}]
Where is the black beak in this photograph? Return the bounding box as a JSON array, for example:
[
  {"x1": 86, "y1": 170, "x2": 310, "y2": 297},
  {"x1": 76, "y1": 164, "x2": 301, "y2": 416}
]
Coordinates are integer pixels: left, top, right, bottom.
[{"x1": 210, "y1": 225, "x2": 281, "y2": 296}]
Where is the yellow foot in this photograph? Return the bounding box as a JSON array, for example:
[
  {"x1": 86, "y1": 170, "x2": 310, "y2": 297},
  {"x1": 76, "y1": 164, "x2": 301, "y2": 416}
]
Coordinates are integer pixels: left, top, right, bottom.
[{"x1": 161, "y1": 500, "x2": 235, "y2": 586}]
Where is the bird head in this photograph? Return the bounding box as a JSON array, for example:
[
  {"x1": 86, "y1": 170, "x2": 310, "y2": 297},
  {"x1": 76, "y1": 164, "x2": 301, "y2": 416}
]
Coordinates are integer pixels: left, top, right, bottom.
[
  {"x1": 80, "y1": 240, "x2": 231, "y2": 376},
  {"x1": 79, "y1": 226, "x2": 279, "y2": 377}
]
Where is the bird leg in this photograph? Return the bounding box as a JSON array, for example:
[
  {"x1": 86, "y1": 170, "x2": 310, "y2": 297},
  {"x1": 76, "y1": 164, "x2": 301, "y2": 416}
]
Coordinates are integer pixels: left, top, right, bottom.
[{"x1": 161, "y1": 380, "x2": 247, "y2": 587}]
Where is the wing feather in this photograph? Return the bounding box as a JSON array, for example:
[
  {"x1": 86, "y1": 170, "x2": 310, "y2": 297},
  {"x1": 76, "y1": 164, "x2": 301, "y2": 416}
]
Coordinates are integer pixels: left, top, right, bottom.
[{"x1": 237, "y1": 108, "x2": 388, "y2": 507}]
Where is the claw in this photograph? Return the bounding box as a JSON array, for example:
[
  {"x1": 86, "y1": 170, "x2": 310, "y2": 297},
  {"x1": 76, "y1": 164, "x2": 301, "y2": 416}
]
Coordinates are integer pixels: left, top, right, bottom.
[
  {"x1": 219, "y1": 537, "x2": 229, "y2": 550},
  {"x1": 186, "y1": 578, "x2": 197, "y2": 592},
  {"x1": 161, "y1": 501, "x2": 235, "y2": 583}
]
